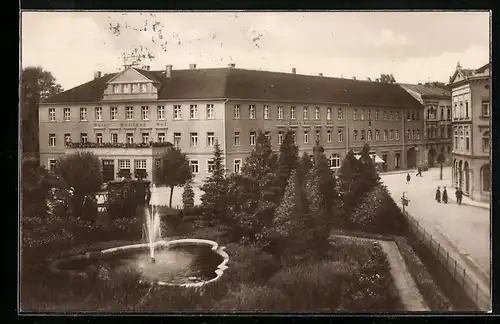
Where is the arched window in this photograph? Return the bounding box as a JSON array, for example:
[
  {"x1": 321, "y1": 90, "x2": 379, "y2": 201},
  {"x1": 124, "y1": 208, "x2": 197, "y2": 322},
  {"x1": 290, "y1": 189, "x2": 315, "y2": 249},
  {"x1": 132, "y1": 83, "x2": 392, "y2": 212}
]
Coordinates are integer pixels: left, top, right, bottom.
[
  {"x1": 483, "y1": 131, "x2": 490, "y2": 152},
  {"x1": 481, "y1": 164, "x2": 490, "y2": 192},
  {"x1": 465, "y1": 130, "x2": 470, "y2": 151},
  {"x1": 454, "y1": 130, "x2": 459, "y2": 150},
  {"x1": 329, "y1": 154, "x2": 341, "y2": 169},
  {"x1": 459, "y1": 130, "x2": 464, "y2": 151}
]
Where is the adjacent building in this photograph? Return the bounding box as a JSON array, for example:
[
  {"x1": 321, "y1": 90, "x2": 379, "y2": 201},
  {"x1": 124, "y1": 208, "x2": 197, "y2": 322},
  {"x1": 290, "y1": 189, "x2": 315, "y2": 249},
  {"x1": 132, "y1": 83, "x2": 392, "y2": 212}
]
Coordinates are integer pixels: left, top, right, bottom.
[
  {"x1": 39, "y1": 65, "x2": 425, "y2": 185},
  {"x1": 400, "y1": 83, "x2": 453, "y2": 166},
  {"x1": 448, "y1": 62, "x2": 490, "y2": 202}
]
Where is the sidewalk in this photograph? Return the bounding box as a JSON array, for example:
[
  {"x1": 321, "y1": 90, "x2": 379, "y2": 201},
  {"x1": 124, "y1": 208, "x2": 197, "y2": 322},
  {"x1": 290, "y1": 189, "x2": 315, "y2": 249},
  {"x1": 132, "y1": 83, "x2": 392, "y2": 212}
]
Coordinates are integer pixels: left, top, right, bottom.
[{"x1": 448, "y1": 194, "x2": 490, "y2": 210}]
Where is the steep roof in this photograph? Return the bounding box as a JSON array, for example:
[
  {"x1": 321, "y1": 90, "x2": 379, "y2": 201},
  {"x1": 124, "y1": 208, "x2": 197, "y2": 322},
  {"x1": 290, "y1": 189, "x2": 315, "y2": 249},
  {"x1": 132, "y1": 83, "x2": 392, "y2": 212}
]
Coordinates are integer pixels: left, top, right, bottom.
[
  {"x1": 399, "y1": 83, "x2": 451, "y2": 99},
  {"x1": 43, "y1": 67, "x2": 423, "y2": 109}
]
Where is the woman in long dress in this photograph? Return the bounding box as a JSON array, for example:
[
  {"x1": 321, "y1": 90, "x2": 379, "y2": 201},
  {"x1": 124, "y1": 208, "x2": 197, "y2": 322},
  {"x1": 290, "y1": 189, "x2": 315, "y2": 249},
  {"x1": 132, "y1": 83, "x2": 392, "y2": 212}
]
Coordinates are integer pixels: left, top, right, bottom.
[{"x1": 435, "y1": 186, "x2": 441, "y2": 203}]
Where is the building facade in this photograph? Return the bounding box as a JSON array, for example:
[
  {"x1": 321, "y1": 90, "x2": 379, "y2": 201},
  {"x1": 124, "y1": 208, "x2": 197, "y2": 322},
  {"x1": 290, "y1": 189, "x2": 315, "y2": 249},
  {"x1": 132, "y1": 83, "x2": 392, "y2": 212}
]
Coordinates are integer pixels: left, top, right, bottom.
[
  {"x1": 449, "y1": 62, "x2": 490, "y2": 202},
  {"x1": 400, "y1": 83, "x2": 453, "y2": 166},
  {"x1": 39, "y1": 65, "x2": 425, "y2": 186}
]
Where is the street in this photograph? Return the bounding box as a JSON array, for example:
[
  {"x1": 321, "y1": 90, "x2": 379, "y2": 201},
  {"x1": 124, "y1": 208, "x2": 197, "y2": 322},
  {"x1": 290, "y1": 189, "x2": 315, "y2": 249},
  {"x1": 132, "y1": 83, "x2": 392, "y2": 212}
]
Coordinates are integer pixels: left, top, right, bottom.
[{"x1": 381, "y1": 167, "x2": 491, "y2": 289}]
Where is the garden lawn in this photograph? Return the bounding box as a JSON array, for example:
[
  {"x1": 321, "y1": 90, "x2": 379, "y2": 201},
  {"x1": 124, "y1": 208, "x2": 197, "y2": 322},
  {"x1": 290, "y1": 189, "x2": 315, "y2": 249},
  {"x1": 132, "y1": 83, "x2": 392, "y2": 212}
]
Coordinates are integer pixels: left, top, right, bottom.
[{"x1": 21, "y1": 217, "x2": 404, "y2": 312}]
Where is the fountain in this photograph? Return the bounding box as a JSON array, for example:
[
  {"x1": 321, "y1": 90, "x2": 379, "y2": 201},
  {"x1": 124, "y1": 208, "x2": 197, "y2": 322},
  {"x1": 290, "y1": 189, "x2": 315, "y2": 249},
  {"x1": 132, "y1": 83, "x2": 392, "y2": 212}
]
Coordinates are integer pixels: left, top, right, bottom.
[{"x1": 49, "y1": 182, "x2": 229, "y2": 288}]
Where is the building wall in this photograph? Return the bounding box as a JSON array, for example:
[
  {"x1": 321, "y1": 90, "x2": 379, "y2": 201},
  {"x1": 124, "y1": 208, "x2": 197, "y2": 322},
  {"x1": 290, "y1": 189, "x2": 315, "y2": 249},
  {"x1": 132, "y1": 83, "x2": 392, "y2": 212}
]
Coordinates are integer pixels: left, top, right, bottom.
[{"x1": 423, "y1": 97, "x2": 453, "y2": 166}]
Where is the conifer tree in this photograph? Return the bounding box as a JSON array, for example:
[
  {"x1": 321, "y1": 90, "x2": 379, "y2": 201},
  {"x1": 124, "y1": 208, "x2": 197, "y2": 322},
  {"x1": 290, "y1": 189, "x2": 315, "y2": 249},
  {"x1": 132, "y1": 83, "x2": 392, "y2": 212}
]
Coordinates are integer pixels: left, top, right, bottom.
[
  {"x1": 312, "y1": 143, "x2": 338, "y2": 214},
  {"x1": 337, "y1": 149, "x2": 363, "y2": 211},
  {"x1": 358, "y1": 143, "x2": 381, "y2": 194},
  {"x1": 275, "y1": 129, "x2": 299, "y2": 203},
  {"x1": 182, "y1": 181, "x2": 195, "y2": 209},
  {"x1": 200, "y1": 140, "x2": 228, "y2": 221},
  {"x1": 297, "y1": 151, "x2": 313, "y2": 182}
]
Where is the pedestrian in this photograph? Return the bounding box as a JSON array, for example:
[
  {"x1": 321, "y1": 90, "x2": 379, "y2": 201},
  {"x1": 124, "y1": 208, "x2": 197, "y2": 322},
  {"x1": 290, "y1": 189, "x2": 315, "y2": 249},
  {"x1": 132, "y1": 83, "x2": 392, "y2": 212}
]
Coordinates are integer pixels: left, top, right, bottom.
[
  {"x1": 442, "y1": 186, "x2": 448, "y2": 204},
  {"x1": 435, "y1": 186, "x2": 441, "y2": 203},
  {"x1": 457, "y1": 187, "x2": 463, "y2": 205},
  {"x1": 406, "y1": 173, "x2": 411, "y2": 184},
  {"x1": 416, "y1": 166, "x2": 422, "y2": 177}
]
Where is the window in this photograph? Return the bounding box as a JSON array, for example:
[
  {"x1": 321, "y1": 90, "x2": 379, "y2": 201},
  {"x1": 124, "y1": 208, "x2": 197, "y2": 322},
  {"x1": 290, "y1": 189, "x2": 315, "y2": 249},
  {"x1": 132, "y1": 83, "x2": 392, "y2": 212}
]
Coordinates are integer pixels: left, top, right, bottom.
[
  {"x1": 63, "y1": 108, "x2": 71, "y2": 121},
  {"x1": 111, "y1": 133, "x2": 118, "y2": 144},
  {"x1": 142, "y1": 132, "x2": 149, "y2": 143},
  {"x1": 113, "y1": 84, "x2": 120, "y2": 93},
  {"x1": 360, "y1": 109, "x2": 365, "y2": 120},
  {"x1": 353, "y1": 109, "x2": 358, "y2": 120},
  {"x1": 406, "y1": 111, "x2": 411, "y2": 121},
  {"x1": 96, "y1": 133, "x2": 103, "y2": 144},
  {"x1": 290, "y1": 106, "x2": 296, "y2": 120},
  {"x1": 338, "y1": 129, "x2": 343, "y2": 143},
  {"x1": 278, "y1": 131, "x2": 284, "y2": 145},
  {"x1": 447, "y1": 108, "x2": 451, "y2": 120},
  {"x1": 375, "y1": 130, "x2": 380, "y2": 141},
  {"x1": 327, "y1": 129, "x2": 332, "y2": 142},
  {"x1": 454, "y1": 103, "x2": 458, "y2": 119},
  {"x1": 250, "y1": 132, "x2": 256, "y2": 146},
  {"x1": 482, "y1": 101, "x2": 490, "y2": 117},
  {"x1": 80, "y1": 107, "x2": 87, "y2": 121},
  {"x1": 48, "y1": 159, "x2": 57, "y2": 172},
  {"x1": 80, "y1": 133, "x2": 88, "y2": 143},
  {"x1": 141, "y1": 83, "x2": 147, "y2": 92},
  {"x1": 174, "y1": 133, "x2": 181, "y2": 147},
  {"x1": 190, "y1": 132, "x2": 198, "y2": 146},
  {"x1": 234, "y1": 104, "x2": 241, "y2": 119},
  {"x1": 291, "y1": 131, "x2": 296, "y2": 144},
  {"x1": 303, "y1": 131, "x2": 309, "y2": 144},
  {"x1": 123, "y1": 84, "x2": 130, "y2": 93},
  {"x1": 119, "y1": 160, "x2": 131, "y2": 174},
  {"x1": 454, "y1": 130, "x2": 458, "y2": 150},
  {"x1": 389, "y1": 111, "x2": 393, "y2": 121},
  {"x1": 440, "y1": 109, "x2": 444, "y2": 120},
  {"x1": 315, "y1": 107, "x2": 320, "y2": 120},
  {"x1": 190, "y1": 105, "x2": 198, "y2": 119},
  {"x1": 303, "y1": 107, "x2": 309, "y2": 120},
  {"x1": 49, "y1": 133, "x2": 56, "y2": 147},
  {"x1": 329, "y1": 154, "x2": 341, "y2": 169},
  {"x1": 326, "y1": 108, "x2": 332, "y2": 120},
  {"x1": 465, "y1": 101, "x2": 469, "y2": 118},
  {"x1": 483, "y1": 131, "x2": 490, "y2": 152},
  {"x1": 206, "y1": 104, "x2": 215, "y2": 119},
  {"x1": 234, "y1": 159, "x2": 242, "y2": 174},
  {"x1": 384, "y1": 130, "x2": 388, "y2": 141},
  {"x1": 481, "y1": 164, "x2": 490, "y2": 192},
  {"x1": 264, "y1": 105, "x2": 270, "y2": 119},
  {"x1": 190, "y1": 160, "x2": 199, "y2": 174},
  {"x1": 95, "y1": 107, "x2": 102, "y2": 121},
  {"x1": 375, "y1": 110, "x2": 380, "y2": 121},
  {"x1": 367, "y1": 130, "x2": 372, "y2": 141},
  {"x1": 174, "y1": 105, "x2": 182, "y2": 120},
  {"x1": 234, "y1": 132, "x2": 240, "y2": 146},
  {"x1": 395, "y1": 130, "x2": 400, "y2": 140},
  {"x1": 367, "y1": 109, "x2": 372, "y2": 121},
  {"x1": 207, "y1": 160, "x2": 215, "y2": 173},
  {"x1": 361, "y1": 130, "x2": 366, "y2": 141},
  {"x1": 126, "y1": 106, "x2": 134, "y2": 120},
  {"x1": 395, "y1": 111, "x2": 399, "y2": 121},
  {"x1": 157, "y1": 106, "x2": 165, "y2": 120},
  {"x1": 110, "y1": 107, "x2": 118, "y2": 120},
  {"x1": 249, "y1": 105, "x2": 256, "y2": 119},
  {"x1": 278, "y1": 106, "x2": 284, "y2": 120},
  {"x1": 141, "y1": 106, "x2": 149, "y2": 120},
  {"x1": 135, "y1": 159, "x2": 147, "y2": 171},
  {"x1": 411, "y1": 111, "x2": 415, "y2": 121},
  {"x1": 315, "y1": 129, "x2": 321, "y2": 143},
  {"x1": 126, "y1": 133, "x2": 134, "y2": 144},
  {"x1": 337, "y1": 108, "x2": 343, "y2": 120},
  {"x1": 264, "y1": 131, "x2": 271, "y2": 141},
  {"x1": 383, "y1": 111, "x2": 387, "y2": 121},
  {"x1": 406, "y1": 129, "x2": 410, "y2": 140},
  {"x1": 64, "y1": 133, "x2": 71, "y2": 145},
  {"x1": 412, "y1": 130, "x2": 416, "y2": 140},
  {"x1": 416, "y1": 130, "x2": 420, "y2": 140},
  {"x1": 49, "y1": 108, "x2": 56, "y2": 121},
  {"x1": 440, "y1": 126, "x2": 445, "y2": 139},
  {"x1": 207, "y1": 132, "x2": 215, "y2": 146},
  {"x1": 353, "y1": 130, "x2": 358, "y2": 142},
  {"x1": 465, "y1": 130, "x2": 470, "y2": 151},
  {"x1": 158, "y1": 132, "x2": 165, "y2": 143}
]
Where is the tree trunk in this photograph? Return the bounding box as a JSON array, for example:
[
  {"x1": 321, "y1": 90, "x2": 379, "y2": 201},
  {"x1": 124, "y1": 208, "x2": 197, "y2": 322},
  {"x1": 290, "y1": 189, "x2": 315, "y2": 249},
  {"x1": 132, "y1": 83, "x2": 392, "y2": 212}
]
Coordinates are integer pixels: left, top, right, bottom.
[
  {"x1": 440, "y1": 163, "x2": 443, "y2": 180},
  {"x1": 169, "y1": 185, "x2": 174, "y2": 208}
]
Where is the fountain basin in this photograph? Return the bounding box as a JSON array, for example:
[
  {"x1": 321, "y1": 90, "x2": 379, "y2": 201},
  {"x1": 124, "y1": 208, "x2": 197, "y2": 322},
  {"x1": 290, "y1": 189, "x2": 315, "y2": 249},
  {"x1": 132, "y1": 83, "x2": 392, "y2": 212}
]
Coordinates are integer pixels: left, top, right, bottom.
[{"x1": 50, "y1": 239, "x2": 229, "y2": 288}]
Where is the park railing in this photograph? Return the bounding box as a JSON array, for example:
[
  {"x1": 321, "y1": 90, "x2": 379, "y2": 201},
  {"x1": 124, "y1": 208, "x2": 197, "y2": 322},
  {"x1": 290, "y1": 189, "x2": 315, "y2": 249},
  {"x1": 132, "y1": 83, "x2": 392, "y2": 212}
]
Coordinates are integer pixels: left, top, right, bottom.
[{"x1": 401, "y1": 210, "x2": 490, "y2": 311}]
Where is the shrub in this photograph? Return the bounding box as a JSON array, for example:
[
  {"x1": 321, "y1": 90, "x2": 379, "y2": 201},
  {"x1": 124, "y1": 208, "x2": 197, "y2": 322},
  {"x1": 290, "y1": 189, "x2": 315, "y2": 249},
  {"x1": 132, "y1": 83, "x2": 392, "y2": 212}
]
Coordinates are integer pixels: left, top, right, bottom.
[
  {"x1": 268, "y1": 261, "x2": 355, "y2": 311},
  {"x1": 395, "y1": 237, "x2": 452, "y2": 310},
  {"x1": 215, "y1": 284, "x2": 291, "y2": 312},
  {"x1": 224, "y1": 243, "x2": 281, "y2": 284}
]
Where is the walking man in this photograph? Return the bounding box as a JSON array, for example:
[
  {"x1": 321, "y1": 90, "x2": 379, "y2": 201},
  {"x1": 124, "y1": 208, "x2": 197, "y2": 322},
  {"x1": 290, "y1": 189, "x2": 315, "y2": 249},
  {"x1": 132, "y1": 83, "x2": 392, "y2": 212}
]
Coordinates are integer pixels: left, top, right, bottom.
[
  {"x1": 435, "y1": 186, "x2": 441, "y2": 203},
  {"x1": 455, "y1": 187, "x2": 463, "y2": 205},
  {"x1": 416, "y1": 166, "x2": 422, "y2": 177},
  {"x1": 406, "y1": 173, "x2": 411, "y2": 184},
  {"x1": 442, "y1": 186, "x2": 448, "y2": 204}
]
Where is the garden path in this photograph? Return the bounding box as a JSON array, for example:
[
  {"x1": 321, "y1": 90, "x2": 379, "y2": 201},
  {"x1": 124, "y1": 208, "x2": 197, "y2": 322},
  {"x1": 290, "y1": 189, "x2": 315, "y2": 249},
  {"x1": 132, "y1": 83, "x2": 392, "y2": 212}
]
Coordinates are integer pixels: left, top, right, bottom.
[{"x1": 332, "y1": 234, "x2": 429, "y2": 311}]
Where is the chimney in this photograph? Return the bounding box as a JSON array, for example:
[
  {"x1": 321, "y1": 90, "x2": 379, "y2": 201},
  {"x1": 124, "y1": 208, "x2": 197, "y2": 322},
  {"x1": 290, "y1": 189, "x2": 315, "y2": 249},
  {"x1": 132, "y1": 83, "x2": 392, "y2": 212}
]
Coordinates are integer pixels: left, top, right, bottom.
[
  {"x1": 292, "y1": 68, "x2": 296, "y2": 74},
  {"x1": 352, "y1": 76, "x2": 357, "y2": 81},
  {"x1": 318, "y1": 73, "x2": 323, "y2": 77},
  {"x1": 142, "y1": 65, "x2": 150, "y2": 71},
  {"x1": 228, "y1": 63, "x2": 236, "y2": 68},
  {"x1": 94, "y1": 71, "x2": 102, "y2": 79},
  {"x1": 189, "y1": 63, "x2": 197, "y2": 69},
  {"x1": 165, "y1": 65, "x2": 173, "y2": 78}
]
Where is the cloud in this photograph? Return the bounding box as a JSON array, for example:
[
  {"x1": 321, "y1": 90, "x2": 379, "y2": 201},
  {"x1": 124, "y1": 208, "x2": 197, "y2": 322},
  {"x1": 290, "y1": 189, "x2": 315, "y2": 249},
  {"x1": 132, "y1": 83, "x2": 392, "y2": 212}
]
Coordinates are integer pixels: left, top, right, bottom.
[{"x1": 371, "y1": 28, "x2": 412, "y2": 46}]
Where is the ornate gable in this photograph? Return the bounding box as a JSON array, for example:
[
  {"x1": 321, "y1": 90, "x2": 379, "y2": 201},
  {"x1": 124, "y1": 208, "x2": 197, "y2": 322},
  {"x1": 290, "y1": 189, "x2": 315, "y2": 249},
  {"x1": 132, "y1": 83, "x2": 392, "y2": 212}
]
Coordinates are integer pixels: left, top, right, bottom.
[{"x1": 103, "y1": 67, "x2": 159, "y2": 101}]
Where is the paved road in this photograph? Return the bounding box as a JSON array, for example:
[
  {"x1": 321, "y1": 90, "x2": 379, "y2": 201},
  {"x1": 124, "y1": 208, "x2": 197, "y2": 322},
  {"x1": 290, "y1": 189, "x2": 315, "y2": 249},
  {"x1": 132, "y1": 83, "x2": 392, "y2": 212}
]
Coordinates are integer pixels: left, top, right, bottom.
[{"x1": 381, "y1": 167, "x2": 491, "y2": 288}]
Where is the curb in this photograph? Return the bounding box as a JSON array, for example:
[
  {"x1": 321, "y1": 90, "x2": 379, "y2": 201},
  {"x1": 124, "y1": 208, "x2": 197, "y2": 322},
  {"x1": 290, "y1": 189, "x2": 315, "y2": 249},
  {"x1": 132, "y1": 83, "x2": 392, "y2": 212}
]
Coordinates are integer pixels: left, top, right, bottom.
[{"x1": 447, "y1": 196, "x2": 490, "y2": 210}]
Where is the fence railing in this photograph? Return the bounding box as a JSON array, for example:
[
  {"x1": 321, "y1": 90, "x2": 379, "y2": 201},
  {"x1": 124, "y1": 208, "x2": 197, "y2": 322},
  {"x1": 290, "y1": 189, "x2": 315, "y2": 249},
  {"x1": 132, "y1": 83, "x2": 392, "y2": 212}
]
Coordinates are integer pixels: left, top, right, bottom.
[{"x1": 401, "y1": 210, "x2": 490, "y2": 311}]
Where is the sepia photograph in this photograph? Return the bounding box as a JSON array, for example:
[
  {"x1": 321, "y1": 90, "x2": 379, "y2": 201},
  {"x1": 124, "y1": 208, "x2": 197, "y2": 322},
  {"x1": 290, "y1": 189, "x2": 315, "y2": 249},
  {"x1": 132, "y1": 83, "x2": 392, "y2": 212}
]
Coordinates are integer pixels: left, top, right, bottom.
[{"x1": 20, "y1": 10, "x2": 491, "y2": 313}]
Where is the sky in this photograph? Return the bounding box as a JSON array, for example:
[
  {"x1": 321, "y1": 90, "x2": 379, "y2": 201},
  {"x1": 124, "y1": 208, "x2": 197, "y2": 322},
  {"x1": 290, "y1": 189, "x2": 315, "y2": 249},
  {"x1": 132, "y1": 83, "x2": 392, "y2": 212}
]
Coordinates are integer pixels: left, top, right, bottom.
[{"x1": 21, "y1": 11, "x2": 490, "y2": 91}]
